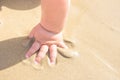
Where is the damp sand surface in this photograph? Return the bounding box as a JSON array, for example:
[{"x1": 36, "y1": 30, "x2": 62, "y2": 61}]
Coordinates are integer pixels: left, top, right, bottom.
[{"x1": 0, "y1": 0, "x2": 120, "y2": 80}]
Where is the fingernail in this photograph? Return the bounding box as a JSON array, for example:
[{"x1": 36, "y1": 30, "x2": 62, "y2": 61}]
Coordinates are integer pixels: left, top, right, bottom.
[
  {"x1": 50, "y1": 62, "x2": 55, "y2": 65},
  {"x1": 34, "y1": 60, "x2": 39, "y2": 65},
  {"x1": 50, "y1": 60, "x2": 56, "y2": 65},
  {"x1": 25, "y1": 55, "x2": 29, "y2": 58}
]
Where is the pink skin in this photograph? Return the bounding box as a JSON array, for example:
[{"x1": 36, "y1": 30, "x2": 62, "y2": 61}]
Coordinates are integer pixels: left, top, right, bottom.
[{"x1": 26, "y1": 0, "x2": 70, "y2": 65}]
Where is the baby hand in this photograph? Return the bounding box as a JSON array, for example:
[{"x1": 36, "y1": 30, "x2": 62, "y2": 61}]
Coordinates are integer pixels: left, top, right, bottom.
[{"x1": 26, "y1": 23, "x2": 67, "y2": 65}]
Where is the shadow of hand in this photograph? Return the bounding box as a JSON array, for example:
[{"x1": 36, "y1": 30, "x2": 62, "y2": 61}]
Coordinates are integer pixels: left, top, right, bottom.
[{"x1": 0, "y1": 37, "x2": 28, "y2": 70}]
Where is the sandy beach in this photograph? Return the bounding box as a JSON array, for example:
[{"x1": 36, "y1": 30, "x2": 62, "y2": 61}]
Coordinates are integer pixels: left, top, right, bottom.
[{"x1": 0, "y1": 0, "x2": 120, "y2": 80}]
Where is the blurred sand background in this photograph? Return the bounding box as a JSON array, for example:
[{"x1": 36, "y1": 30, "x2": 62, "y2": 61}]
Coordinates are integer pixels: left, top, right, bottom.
[{"x1": 0, "y1": 0, "x2": 120, "y2": 80}]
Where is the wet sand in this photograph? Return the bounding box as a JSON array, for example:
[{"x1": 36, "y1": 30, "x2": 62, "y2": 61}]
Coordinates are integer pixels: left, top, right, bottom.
[{"x1": 0, "y1": 0, "x2": 120, "y2": 80}]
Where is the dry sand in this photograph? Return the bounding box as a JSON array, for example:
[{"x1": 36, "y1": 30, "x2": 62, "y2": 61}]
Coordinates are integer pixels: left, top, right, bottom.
[{"x1": 0, "y1": 0, "x2": 120, "y2": 80}]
